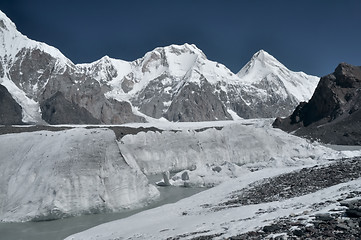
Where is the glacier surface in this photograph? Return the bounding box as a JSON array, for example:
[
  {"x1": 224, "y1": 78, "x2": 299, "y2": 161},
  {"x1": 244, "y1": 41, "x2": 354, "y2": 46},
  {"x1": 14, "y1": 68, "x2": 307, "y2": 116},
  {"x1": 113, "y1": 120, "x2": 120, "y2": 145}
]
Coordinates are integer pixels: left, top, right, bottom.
[{"x1": 0, "y1": 128, "x2": 158, "y2": 222}]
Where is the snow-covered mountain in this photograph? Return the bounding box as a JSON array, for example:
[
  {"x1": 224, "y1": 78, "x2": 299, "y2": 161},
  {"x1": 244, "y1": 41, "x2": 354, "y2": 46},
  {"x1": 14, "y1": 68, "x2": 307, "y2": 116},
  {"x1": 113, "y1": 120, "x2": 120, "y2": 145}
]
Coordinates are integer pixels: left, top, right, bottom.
[
  {"x1": 237, "y1": 50, "x2": 319, "y2": 116},
  {"x1": 0, "y1": 10, "x2": 319, "y2": 124},
  {"x1": 0, "y1": 10, "x2": 142, "y2": 124},
  {"x1": 79, "y1": 45, "x2": 319, "y2": 121}
]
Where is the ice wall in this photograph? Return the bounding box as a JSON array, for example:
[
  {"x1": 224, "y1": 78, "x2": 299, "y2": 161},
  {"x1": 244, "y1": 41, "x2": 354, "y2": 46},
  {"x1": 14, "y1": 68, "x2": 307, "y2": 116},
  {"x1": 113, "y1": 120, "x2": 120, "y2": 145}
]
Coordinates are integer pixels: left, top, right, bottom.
[
  {"x1": 0, "y1": 128, "x2": 158, "y2": 222},
  {"x1": 119, "y1": 123, "x2": 339, "y2": 175}
]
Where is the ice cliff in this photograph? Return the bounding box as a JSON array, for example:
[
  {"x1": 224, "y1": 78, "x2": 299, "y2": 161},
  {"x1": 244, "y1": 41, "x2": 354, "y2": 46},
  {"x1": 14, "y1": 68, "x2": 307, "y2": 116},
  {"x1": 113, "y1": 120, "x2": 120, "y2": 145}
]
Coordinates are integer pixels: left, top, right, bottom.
[{"x1": 0, "y1": 128, "x2": 158, "y2": 222}]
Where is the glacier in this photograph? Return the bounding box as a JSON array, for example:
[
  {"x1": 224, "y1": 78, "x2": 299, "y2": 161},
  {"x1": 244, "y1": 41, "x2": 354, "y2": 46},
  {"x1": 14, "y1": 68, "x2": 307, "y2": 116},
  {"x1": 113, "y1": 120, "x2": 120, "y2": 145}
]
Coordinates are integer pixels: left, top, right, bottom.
[
  {"x1": 0, "y1": 128, "x2": 158, "y2": 222},
  {"x1": 118, "y1": 120, "x2": 342, "y2": 176},
  {"x1": 0, "y1": 120, "x2": 351, "y2": 223},
  {"x1": 61, "y1": 120, "x2": 361, "y2": 239}
]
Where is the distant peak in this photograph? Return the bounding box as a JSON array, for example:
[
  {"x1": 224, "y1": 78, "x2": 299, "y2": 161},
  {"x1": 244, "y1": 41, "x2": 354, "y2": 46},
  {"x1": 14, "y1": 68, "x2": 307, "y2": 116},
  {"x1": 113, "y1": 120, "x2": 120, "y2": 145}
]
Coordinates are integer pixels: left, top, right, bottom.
[
  {"x1": 237, "y1": 49, "x2": 288, "y2": 79},
  {"x1": 252, "y1": 49, "x2": 275, "y2": 62},
  {"x1": 163, "y1": 43, "x2": 207, "y2": 58},
  {"x1": 0, "y1": 10, "x2": 17, "y2": 32},
  {"x1": 100, "y1": 55, "x2": 111, "y2": 62}
]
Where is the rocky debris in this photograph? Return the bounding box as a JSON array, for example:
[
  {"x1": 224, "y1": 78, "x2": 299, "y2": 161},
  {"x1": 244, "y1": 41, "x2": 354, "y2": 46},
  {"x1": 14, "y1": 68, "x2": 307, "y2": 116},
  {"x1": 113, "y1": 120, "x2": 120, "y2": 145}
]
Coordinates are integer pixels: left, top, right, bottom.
[
  {"x1": 0, "y1": 125, "x2": 163, "y2": 140},
  {"x1": 0, "y1": 84, "x2": 23, "y2": 125},
  {"x1": 108, "y1": 126, "x2": 163, "y2": 140},
  {"x1": 166, "y1": 230, "x2": 222, "y2": 240},
  {"x1": 273, "y1": 63, "x2": 361, "y2": 145},
  {"x1": 219, "y1": 158, "x2": 361, "y2": 208},
  {"x1": 0, "y1": 125, "x2": 71, "y2": 135},
  {"x1": 229, "y1": 196, "x2": 361, "y2": 239},
  {"x1": 341, "y1": 199, "x2": 361, "y2": 218}
]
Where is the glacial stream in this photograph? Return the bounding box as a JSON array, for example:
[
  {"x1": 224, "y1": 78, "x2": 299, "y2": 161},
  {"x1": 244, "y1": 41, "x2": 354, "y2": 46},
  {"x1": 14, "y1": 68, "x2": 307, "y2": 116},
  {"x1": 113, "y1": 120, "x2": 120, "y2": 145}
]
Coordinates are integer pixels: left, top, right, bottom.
[{"x1": 0, "y1": 175, "x2": 206, "y2": 240}]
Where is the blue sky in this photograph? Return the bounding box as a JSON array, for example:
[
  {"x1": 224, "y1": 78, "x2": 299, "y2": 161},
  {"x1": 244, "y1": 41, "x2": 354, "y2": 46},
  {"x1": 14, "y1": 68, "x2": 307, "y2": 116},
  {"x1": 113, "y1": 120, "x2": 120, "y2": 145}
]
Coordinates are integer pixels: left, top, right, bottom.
[{"x1": 0, "y1": 0, "x2": 360, "y2": 76}]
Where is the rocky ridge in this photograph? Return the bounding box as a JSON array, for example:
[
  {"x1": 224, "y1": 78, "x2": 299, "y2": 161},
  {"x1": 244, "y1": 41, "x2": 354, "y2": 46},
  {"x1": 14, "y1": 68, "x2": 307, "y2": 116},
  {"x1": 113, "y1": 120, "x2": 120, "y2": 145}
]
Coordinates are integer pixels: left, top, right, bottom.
[
  {"x1": 273, "y1": 63, "x2": 361, "y2": 145},
  {"x1": 0, "y1": 84, "x2": 23, "y2": 124}
]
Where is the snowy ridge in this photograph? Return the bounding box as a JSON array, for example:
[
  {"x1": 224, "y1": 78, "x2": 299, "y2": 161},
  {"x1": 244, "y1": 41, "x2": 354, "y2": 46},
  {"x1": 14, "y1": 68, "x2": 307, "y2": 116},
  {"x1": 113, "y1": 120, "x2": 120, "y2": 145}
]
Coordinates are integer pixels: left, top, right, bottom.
[
  {"x1": 0, "y1": 10, "x2": 74, "y2": 122},
  {"x1": 0, "y1": 11, "x2": 72, "y2": 68},
  {"x1": 75, "y1": 45, "x2": 318, "y2": 120},
  {"x1": 0, "y1": 9, "x2": 319, "y2": 123},
  {"x1": 237, "y1": 50, "x2": 319, "y2": 103}
]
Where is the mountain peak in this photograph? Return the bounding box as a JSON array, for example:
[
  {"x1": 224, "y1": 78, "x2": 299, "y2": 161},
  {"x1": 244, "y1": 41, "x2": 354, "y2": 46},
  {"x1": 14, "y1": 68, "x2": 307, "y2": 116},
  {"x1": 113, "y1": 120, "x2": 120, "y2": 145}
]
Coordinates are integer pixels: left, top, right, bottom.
[
  {"x1": 251, "y1": 49, "x2": 281, "y2": 65},
  {"x1": 237, "y1": 49, "x2": 286, "y2": 80},
  {"x1": 162, "y1": 43, "x2": 207, "y2": 59},
  {"x1": 0, "y1": 10, "x2": 17, "y2": 32}
]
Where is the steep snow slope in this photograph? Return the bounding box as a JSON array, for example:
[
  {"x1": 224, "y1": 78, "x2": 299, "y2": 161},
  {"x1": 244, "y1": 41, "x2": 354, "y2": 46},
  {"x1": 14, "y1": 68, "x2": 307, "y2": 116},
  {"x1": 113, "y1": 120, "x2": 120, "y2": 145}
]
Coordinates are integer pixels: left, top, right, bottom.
[
  {"x1": 0, "y1": 11, "x2": 73, "y2": 122},
  {"x1": 0, "y1": 128, "x2": 158, "y2": 222},
  {"x1": 238, "y1": 50, "x2": 319, "y2": 103}
]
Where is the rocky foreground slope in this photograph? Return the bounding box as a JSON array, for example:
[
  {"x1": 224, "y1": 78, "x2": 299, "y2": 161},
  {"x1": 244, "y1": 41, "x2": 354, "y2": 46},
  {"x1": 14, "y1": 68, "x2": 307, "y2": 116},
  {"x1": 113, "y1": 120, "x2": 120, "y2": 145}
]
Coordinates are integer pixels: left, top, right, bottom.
[
  {"x1": 273, "y1": 63, "x2": 361, "y2": 145},
  {"x1": 0, "y1": 10, "x2": 318, "y2": 125},
  {"x1": 66, "y1": 157, "x2": 361, "y2": 240}
]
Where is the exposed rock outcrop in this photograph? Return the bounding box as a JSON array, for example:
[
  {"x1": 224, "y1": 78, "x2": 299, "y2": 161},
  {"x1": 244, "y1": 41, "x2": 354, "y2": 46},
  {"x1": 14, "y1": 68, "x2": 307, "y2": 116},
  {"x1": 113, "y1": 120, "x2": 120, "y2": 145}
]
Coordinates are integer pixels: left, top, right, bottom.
[
  {"x1": 274, "y1": 63, "x2": 361, "y2": 145},
  {"x1": 164, "y1": 81, "x2": 232, "y2": 122},
  {"x1": 0, "y1": 84, "x2": 23, "y2": 125},
  {"x1": 40, "y1": 91, "x2": 100, "y2": 124}
]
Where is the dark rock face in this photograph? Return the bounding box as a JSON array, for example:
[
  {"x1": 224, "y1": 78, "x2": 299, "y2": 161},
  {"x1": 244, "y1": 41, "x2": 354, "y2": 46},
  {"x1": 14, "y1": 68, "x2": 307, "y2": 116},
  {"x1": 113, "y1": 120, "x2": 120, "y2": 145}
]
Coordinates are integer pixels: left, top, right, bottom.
[
  {"x1": 0, "y1": 84, "x2": 23, "y2": 125},
  {"x1": 106, "y1": 98, "x2": 145, "y2": 124},
  {"x1": 273, "y1": 63, "x2": 361, "y2": 145},
  {"x1": 6, "y1": 47, "x2": 145, "y2": 125},
  {"x1": 131, "y1": 74, "x2": 172, "y2": 119},
  {"x1": 164, "y1": 81, "x2": 232, "y2": 122},
  {"x1": 40, "y1": 91, "x2": 100, "y2": 124},
  {"x1": 238, "y1": 75, "x2": 299, "y2": 118},
  {"x1": 38, "y1": 66, "x2": 145, "y2": 124},
  {"x1": 9, "y1": 48, "x2": 57, "y2": 100}
]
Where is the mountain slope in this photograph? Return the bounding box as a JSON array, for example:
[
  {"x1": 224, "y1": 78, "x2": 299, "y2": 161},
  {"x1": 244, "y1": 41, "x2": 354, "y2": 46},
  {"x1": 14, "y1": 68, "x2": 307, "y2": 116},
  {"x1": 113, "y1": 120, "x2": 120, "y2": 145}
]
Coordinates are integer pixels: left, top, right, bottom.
[
  {"x1": 0, "y1": 10, "x2": 319, "y2": 124},
  {"x1": 236, "y1": 50, "x2": 319, "y2": 117},
  {"x1": 80, "y1": 45, "x2": 319, "y2": 121},
  {"x1": 0, "y1": 10, "x2": 143, "y2": 124},
  {"x1": 273, "y1": 63, "x2": 361, "y2": 145}
]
